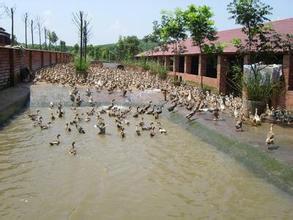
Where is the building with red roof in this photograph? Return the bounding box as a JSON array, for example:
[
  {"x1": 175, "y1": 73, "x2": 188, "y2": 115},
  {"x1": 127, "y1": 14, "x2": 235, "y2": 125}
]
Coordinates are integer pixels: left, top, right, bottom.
[{"x1": 136, "y1": 18, "x2": 293, "y2": 109}]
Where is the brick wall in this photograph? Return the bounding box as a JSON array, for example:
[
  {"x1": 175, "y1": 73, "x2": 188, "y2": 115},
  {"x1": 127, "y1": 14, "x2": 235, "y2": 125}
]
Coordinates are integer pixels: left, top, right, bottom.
[{"x1": 0, "y1": 47, "x2": 72, "y2": 90}]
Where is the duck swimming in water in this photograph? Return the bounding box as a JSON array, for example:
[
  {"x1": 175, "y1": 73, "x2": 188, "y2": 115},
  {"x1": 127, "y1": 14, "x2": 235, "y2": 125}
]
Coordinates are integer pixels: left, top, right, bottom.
[
  {"x1": 135, "y1": 125, "x2": 141, "y2": 136},
  {"x1": 49, "y1": 134, "x2": 61, "y2": 146},
  {"x1": 69, "y1": 142, "x2": 77, "y2": 156},
  {"x1": 266, "y1": 124, "x2": 280, "y2": 151}
]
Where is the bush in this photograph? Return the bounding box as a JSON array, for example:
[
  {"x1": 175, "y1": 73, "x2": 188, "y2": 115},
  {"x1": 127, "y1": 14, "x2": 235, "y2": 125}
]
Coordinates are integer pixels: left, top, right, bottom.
[
  {"x1": 123, "y1": 59, "x2": 168, "y2": 80},
  {"x1": 243, "y1": 71, "x2": 281, "y2": 102},
  {"x1": 74, "y1": 57, "x2": 90, "y2": 73}
]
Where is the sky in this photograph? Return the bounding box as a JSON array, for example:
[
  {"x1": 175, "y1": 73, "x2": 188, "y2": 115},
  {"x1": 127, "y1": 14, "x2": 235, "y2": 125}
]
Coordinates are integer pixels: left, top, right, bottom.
[{"x1": 0, "y1": 0, "x2": 292, "y2": 46}]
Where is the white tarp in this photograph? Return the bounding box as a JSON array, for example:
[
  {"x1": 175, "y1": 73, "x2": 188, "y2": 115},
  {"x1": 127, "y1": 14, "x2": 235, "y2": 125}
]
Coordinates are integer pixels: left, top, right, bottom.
[{"x1": 243, "y1": 63, "x2": 283, "y2": 82}]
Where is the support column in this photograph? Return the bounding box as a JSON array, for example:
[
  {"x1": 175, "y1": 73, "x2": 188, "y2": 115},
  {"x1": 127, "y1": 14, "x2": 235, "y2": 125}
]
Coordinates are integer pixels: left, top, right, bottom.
[
  {"x1": 164, "y1": 56, "x2": 167, "y2": 69},
  {"x1": 9, "y1": 49, "x2": 15, "y2": 87},
  {"x1": 41, "y1": 51, "x2": 44, "y2": 67},
  {"x1": 49, "y1": 52, "x2": 52, "y2": 65},
  {"x1": 217, "y1": 55, "x2": 228, "y2": 94},
  {"x1": 173, "y1": 56, "x2": 179, "y2": 72},
  {"x1": 184, "y1": 55, "x2": 191, "y2": 74},
  {"x1": 29, "y1": 50, "x2": 32, "y2": 71},
  {"x1": 198, "y1": 54, "x2": 207, "y2": 76}
]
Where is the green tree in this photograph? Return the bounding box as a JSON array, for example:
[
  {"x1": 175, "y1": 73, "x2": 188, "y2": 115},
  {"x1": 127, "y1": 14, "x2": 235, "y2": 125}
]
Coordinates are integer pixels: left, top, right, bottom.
[
  {"x1": 117, "y1": 36, "x2": 140, "y2": 60},
  {"x1": 73, "y1": 43, "x2": 79, "y2": 54},
  {"x1": 48, "y1": 31, "x2": 58, "y2": 50},
  {"x1": 157, "y1": 8, "x2": 187, "y2": 72},
  {"x1": 183, "y1": 4, "x2": 217, "y2": 53},
  {"x1": 60, "y1": 40, "x2": 66, "y2": 52},
  {"x1": 183, "y1": 4, "x2": 219, "y2": 89},
  {"x1": 227, "y1": 0, "x2": 284, "y2": 105}
]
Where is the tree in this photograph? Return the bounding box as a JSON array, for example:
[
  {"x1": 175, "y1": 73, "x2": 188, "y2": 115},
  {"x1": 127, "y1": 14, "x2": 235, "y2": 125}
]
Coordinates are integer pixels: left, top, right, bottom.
[
  {"x1": 44, "y1": 27, "x2": 48, "y2": 49},
  {"x1": 156, "y1": 8, "x2": 187, "y2": 73},
  {"x1": 73, "y1": 11, "x2": 85, "y2": 66},
  {"x1": 227, "y1": 0, "x2": 275, "y2": 72},
  {"x1": 5, "y1": 6, "x2": 16, "y2": 45},
  {"x1": 73, "y1": 43, "x2": 79, "y2": 54},
  {"x1": 30, "y1": 19, "x2": 34, "y2": 48},
  {"x1": 116, "y1": 36, "x2": 140, "y2": 60},
  {"x1": 23, "y1": 12, "x2": 29, "y2": 48},
  {"x1": 60, "y1": 40, "x2": 66, "y2": 52},
  {"x1": 48, "y1": 31, "x2": 58, "y2": 50},
  {"x1": 183, "y1": 4, "x2": 219, "y2": 88},
  {"x1": 36, "y1": 16, "x2": 43, "y2": 49},
  {"x1": 83, "y1": 19, "x2": 91, "y2": 62},
  {"x1": 183, "y1": 4, "x2": 217, "y2": 53},
  {"x1": 227, "y1": 0, "x2": 284, "y2": 109}
]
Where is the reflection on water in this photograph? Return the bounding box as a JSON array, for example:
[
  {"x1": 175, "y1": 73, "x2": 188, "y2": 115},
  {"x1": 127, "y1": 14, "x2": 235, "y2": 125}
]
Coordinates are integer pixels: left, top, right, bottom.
[{"x1": 0, "y1": 107, "x2": 292, "y2": 220}]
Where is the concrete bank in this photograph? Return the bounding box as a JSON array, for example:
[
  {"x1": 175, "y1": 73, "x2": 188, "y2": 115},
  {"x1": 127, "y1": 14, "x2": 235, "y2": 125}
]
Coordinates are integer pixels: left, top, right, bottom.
[
  {"x1": 0, "y1": 84, "x2": 30, "y2": 125},
  {"x1": 165, "y1": 112, "x2": 293, "y2": 196}
]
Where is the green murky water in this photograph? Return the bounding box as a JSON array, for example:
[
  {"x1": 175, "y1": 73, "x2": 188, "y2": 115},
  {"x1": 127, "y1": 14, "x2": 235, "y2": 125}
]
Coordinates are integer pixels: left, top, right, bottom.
[{"x1": 0, "y1": 104, "x2": 293, "y2": 220}]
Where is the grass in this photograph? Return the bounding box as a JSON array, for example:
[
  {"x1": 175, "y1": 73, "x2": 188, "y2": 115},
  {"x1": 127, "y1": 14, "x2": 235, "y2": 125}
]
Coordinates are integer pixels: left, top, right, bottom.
[
  {"x1": 123, "y1": 59, "x2": 168, "y2": 80},
  {"x1": 167, "y1": 112, "x2": 293, "y2": 195},
  {"x1": 74, "y1": 57, "x2": 90, "y2": 73}
]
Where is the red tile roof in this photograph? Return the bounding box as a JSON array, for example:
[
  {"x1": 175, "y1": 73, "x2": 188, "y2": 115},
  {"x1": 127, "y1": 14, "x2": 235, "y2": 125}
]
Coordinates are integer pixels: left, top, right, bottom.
[{"x1": 137, "y1": 18, "x2": 293, "y2": 57}]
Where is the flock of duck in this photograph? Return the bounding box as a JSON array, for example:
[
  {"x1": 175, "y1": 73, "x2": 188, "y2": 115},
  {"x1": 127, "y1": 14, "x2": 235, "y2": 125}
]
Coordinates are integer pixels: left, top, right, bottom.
[{"x1": 30, "y1": 63, "x2": 291, "y2": 155}]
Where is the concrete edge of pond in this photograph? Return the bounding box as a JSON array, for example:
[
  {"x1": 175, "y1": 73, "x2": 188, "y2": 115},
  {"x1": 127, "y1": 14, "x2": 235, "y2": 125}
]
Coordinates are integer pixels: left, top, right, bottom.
[
  {"x1": 165, "y1": 111, "x2": 293, "y2": 196},
  {"x1": 0, "y1": 84, "x2": 30, "y2": 126}
]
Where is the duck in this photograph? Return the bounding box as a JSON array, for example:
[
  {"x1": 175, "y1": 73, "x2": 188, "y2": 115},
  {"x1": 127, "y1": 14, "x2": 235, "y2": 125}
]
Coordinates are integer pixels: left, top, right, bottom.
[
  {"x1": 139, "y1": 117, "x2": 145, "y2": 127},
  {"x1": 252, "y1": 108, "x2": 261, "y2": 126},
  {"x1": 69, "y1": 142, "x2": 77, "y2": 156},
  {"x1": 49, "y1": 134, "x2": 61, "y2": 146},
  {"x1": 94, "y1": 123, "x2": 106, "y2": 135},
  {"x1": 51, "y1": 113, "x2": 55, "y2": 121},
  {"x1": 167, "y1": 102, "x2": 177, "y2": 112},
  {"x1": 65, "y1": 123, "x2": 71, "y2": 132},
  {"x1": 213, "y1": 107, "x2": 220, "y2": 121},
  {"x1": 266, "y1": 124, "x2": 280, "y2": 150},
  {"x1": 49, "y1": 102, "x2": 54, "y2": 109},
  {"x1": 86, "y1": 88, "x2": 91, "y2": 97},
  {"x1": 28, "y1": 109, "x2": 40, "y2": 121},
  {"x1": 135, "y1": 125, "x2": 141, "y2": 136},
  {"x1": 120, "y1": 128, "x2": 126, "y2": 139},
  {"x1": 235, "y1": 116, "x2": 243, "y2": 132},
  {"x1": 186, "y1": 108, "x2": 197, "y2": 120},
  {"x1": 150, "y1": 127, "x2": 155, "y2": 137},
  {"x1": 266, "y1": 124, "x2": 274, "y2": 145},
  {"x1": 159, "y1": 127, "x2": 167, "y2": 134},
  {"x1": 76, "y1": 125, "x2": 85, "y2": 134}
]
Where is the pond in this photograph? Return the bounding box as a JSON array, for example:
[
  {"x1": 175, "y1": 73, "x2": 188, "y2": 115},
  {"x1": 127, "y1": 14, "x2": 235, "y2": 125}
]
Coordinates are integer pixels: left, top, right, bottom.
[{"x1": 0, "y1": 86, "x2": 292, "y2": 219}]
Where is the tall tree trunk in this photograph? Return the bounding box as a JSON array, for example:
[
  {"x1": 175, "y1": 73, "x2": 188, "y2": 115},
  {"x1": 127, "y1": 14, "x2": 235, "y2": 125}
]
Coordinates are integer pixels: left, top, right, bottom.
[
  {"x1": 38, "y1": 25, "x2": 42, "y2": 49},
  {"x1": 24, "y1": 13, "x2": 28, "y2": 48},
  {"x1": 11, "y1": 8, "x2": 14, "y2": 46},
  {"x1": 44, "y1": 28, "x2": 47, "y2": 50},
  {"x1": 80, "y1": 11, "x2": 83, "y2": 67},
  {"x1": 84, "y1": 20, "x2": 87, "y2": 62},
  {"x1": 31, "y1": 20, "x2": 34, "y2": 48}
]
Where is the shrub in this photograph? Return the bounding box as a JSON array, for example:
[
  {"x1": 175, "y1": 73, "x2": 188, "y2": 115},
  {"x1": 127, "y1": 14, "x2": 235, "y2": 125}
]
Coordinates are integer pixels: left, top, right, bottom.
[
  {"x1": 74, "y1": 57, "x2": 90, "y2": 73},
  {"x1": 243, "y1": 71, "x2": 281, "y2": 102},
  {"x1": 123, "y1": 59, "x2": 168, "y2": 80}
]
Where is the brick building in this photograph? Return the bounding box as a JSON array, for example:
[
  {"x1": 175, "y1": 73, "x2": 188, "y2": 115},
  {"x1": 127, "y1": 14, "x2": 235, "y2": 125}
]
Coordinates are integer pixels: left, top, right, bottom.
[
  {"x1": 0, "y1": 28, "x2": 10, "y2": 46},
  {"x1": 136, "y1": 18, "x2": 293, "y2": 110}
]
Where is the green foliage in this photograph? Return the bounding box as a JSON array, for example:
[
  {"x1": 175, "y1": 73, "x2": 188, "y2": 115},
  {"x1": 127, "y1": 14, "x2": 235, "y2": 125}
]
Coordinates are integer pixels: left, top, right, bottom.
[
  {"x1": 243, "y1": 71, "x2": 281, "y2": 101},
  {"x1": 183, "y1": 4, "x2": 217, "y2": 52},
  {"x1": 116, "y1": 36, "x2": 140, "y2": 60},
  {"x1": 48, "y1": 31, "x2": 58, "y2": 45},
  {"x1": 227, "y1": 0, "x2": 272, "y2": 42},
  {"x1": 123, "y1": 60, "x2": 168, "y2": 80},
  {"x1": 74, "y1": 57, "x2": 90, "y2": 72}
]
